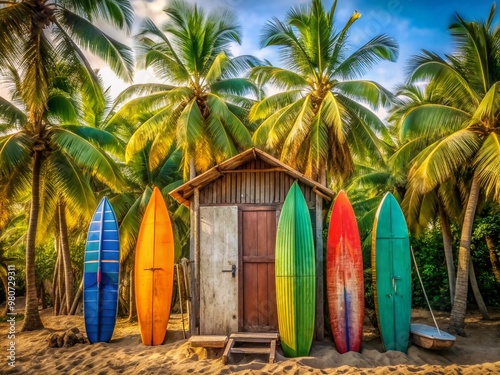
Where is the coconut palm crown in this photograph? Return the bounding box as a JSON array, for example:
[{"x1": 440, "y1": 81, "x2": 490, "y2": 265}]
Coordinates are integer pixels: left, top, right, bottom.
[
  {"x1": 400, "y1": 4, "x2": 500, "y2": 335},
  {"x1": 111, "y1": 0, "x2": 261, "y2": 179},
  {"x1": 250, "y1": 0, "x2": 398, "y2": 183}
]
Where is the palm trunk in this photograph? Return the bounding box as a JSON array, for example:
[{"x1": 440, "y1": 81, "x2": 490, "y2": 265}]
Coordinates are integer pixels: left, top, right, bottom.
[
  {"x1": 485, "y1": 236, "x2": 500, "y2": 283},
  {"x1": 469, "y1": 258, "x2": 490, "y2": 320},
  {"x1": 1, "y1": 271, "x2": 8, "y2": 317},
  {"x1": 128, "y1": 268, "x2": 137, "y2": 322},
  {"x1": 438, "y1": 204, "x2": 456, "y2": 305},
  {"x1": 58, "y1": 199, "x2": 74, "y2": 313},
  {"x1": 52, "y1": 223, "x2": 60, "y2": 315},
  {"x1": 447, "y1": 172, "x2": 480, "y2": 336},
  {"x1": 38, "y1": 282, "x2": 46, "y2": 309},
  {"x1": 58, "y1": 257, "x2": 67, "y2": 315},
  {"x1": 69, "y1": 278, "x2": 83, "y2": 315},
  {"x1": 21, "y1": 150, "x2": 44, "y2": 331}
]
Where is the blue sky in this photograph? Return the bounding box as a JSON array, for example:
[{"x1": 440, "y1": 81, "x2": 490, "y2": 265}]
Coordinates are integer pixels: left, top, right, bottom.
[
  {"x1": 2, "y1": 1, "x2": 495, "y2": 106},
  {"x1": 105, "y1": 0, "x2": 494, "y2": 118},
  {"x1": 192, "y1": 0, "x2": 495, "y2": 91}
]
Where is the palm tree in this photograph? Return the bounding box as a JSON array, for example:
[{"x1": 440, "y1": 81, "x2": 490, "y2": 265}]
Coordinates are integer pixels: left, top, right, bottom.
[
  {"x1": 0, "y1": 0, "x2": 133, "y2": 330},
  {"x1": 110, "y1": 0, "x2": 260, "y2": 180},
  {"x1": 400, "y1": 5, "x2": 500, "y2": 335},
  {"x1": 390, "y1": 83, "x2": 464, "y2": 304},
  {"x1": 250, "y1": 0, "x2": 398, "y2": 184},
  {"x1": 109, "y1": 143, "x2": 186, "y2": 319}
]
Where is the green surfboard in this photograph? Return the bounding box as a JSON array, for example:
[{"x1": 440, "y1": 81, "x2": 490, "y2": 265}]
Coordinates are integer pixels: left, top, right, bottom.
[
  {"x1": 371, "y1": 192, "x2": 411, "y2": 353},
  {"x1": 275, "y1": 182, "x2": 315, "y2": 357}
]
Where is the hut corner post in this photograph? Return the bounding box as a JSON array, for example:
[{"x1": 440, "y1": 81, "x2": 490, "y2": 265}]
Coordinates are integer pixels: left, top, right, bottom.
[
  {"x1": 315, "y1": 188, "x2": 325, "y2": 341},
  {"x1": 190, "y1": 188, "x2": 200, "y2": 336}
]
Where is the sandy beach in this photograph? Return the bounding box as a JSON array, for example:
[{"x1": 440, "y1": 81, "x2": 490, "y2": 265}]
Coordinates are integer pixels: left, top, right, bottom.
[{"x1": 2, "y1": 300, "x2": 499, "y2": 375}]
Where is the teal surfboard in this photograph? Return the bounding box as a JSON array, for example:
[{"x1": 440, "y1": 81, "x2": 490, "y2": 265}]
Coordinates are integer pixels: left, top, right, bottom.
[{"x1": 371, "y1": 192, "x2": 411, "y2": 353}]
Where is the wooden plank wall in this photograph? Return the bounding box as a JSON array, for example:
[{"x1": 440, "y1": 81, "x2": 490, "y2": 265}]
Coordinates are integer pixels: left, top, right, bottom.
[{"x1": 199, "y1": 159, "x2": 315, "y2": 205}]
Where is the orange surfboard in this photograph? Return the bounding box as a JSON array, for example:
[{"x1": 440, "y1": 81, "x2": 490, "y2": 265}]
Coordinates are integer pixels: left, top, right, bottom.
[{"x1": 135, "y1": 187, "x2": 174, "y2": 346}]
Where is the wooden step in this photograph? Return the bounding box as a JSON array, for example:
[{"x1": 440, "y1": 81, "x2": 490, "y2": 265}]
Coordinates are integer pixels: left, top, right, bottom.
[
  {"x1": 222, "y1": 332, "x2": 279, "y2": 364},
  {"x1": 230, "y1": 332, "x2": 279, "y2": 342},
  {"x1": 231, "y1": 347, "x2": 271, "y2": 354},
  {"x1": 189, "y1": 335, "x2": 228, "y2": 348}
]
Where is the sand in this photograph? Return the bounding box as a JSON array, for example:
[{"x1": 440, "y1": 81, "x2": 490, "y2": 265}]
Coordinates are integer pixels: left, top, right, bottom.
[{"x1": 1, "y1": 301, "x2": 499, "y2": 374}]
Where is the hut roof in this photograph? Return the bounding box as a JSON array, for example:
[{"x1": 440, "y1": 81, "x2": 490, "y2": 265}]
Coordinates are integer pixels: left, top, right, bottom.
[{"x1": 169, "y1": 148, "x2": 334, "y2": 207}]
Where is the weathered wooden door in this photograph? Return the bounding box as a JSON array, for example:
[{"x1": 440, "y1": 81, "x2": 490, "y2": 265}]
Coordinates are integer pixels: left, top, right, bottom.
[
  {"x1": 240, "y1": 209, "x2": 278, "y2": 331},
  {"x1": 200, "y1": 206, "x2": 239, "y2": 335}
]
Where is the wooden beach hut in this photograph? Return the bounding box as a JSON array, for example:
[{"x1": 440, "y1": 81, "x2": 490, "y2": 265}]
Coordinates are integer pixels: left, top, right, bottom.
[{"x1": 169, "y1": 148, "x2": 334, "y2": 340}]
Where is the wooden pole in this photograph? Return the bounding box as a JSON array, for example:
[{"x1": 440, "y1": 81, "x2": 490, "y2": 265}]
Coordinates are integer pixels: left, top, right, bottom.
[
  {"x1": 190, "y1": 188, "x2": 200, "y2": 336},
  {"x1": 69, "y1": 278, "x2": 83, "y2": 315},
  {"x1": 181, "y1": 258, "x2": 191, "y2": 326},
  {"x1": 176, "y1": 264, "x2": 186, "y2": 339},
  {"x1": 314, "y1": 173, "x2": 325, "y2": 340}
]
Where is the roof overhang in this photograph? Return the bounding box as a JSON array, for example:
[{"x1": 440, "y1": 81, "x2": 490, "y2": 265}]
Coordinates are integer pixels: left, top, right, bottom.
[{"x1": 169, "y1": 148, "x2": 334, "y2": 207}]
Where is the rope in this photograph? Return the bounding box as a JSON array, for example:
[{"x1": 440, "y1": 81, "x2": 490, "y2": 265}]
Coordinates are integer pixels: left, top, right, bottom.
[{"x1": 410, "y1": 246, "x2": 442, "y2": 336}]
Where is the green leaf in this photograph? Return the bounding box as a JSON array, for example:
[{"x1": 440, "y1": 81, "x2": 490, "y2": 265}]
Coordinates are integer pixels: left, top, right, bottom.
[
  {"x1": 51, "y1": 127, "x2": 124, "y2": 192},
  {"x1": 56, "y1": 8, "x2": 134, "y2": 82},
  {"x1": 334, "y1": 34, "x2": 398, "y2": 80},
  {"x1": 335, "y1": 80, "x2": 394, "y2": 110},
  {"x1": 411, "y1": 130, "x2": 481, "y2": 193},
  {"x1": 401, "y1": 103, "x2": 471, "y2": 139},
  {"x1": 0, "y1": 132, "x2": 32, "y2": 176},
  {"x1": 59, "y1": 125, "x2": 125, "y2": 156},
  {"x1": 474, "y1": 133, "x2": 500, "y2": 200}
]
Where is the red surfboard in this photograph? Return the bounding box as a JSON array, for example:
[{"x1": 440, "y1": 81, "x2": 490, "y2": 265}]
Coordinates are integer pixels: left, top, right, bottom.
[{"x1": 326, "y1": 191, "x2": 364, "y2": 353}]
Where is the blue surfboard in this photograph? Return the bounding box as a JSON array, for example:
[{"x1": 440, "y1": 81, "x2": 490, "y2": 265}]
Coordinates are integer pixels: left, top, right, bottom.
[{"x1": 83, "y1": 197, "x2": 120, "y2": 343}]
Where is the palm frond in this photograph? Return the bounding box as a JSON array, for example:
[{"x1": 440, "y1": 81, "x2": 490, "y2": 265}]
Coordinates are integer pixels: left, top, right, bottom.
[
  {"x1": 56, "y1": 8, "x2": 134, "y2": 82},
  {"x1": 46, "y1": 92, "x2": 78, "y2": 124},
  {"x1": 0, "y1": 96, "x2": 27, "y2": 126},
  {"x1": 19, "y1": 28, "x2": 53, "y2": 119},
  {"x1": 207, "y1": 93, "x2": 252, "y2": 149},
  {"x1": 210, "y1": 78, "x2": 260, "y2": 98},
  {"x1": 118, "y1": 187, "x2": 152, "y2": 263},
  {"x1": 51, "y1": 128, "x2": 124, "y2": 192},
  {"x1": 401, "y1": 103, "x2": 471, "y2": 139},
  {"x1": 126, "y1": 105, "x2": 179, "y2": 163},
  {"x1": 334, "y1": 34, "x2": 398, "y2": 80},
  {"x1": 0, "y1": 2, "x2": 31, "y2": 66},
  {"x1": 46, "y1": 151, "x2": 97, "y2": 219},
  {"x1": 334, "y1": 80, "x2": 394, "y2": 110},
  {"x1": 407, "y1": 51, "x2": 479, "y2": 107},
  {"x1": 0, "y1": 132, "x2": 32, "y2": 176},
  {"x1": 411, "y1": 129, "x2": 481, "y2": 193},
  {"x1": 58, "y1": 125, "x2": 124, "y2": 157},
  {"x1": 249, "y1": 90, "x2": 302, "y2": 121},
  {"x1": 472, "y1": 81, "x2": 500, "y2": 123},
  {"x1": 250, "y1": 66, "x2": 308, "y2": 91},
  {"x1": 474, "y1": 133, "x2": 500, "y2": 200},
  {"x1": 109, "y1": 83, "x2": 175, "y2": 115},
  {"x1": 252, "y1": 97, "x2": 306, "y2": 149}
]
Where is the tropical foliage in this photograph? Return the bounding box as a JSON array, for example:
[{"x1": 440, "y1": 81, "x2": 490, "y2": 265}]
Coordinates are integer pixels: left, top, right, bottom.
[
  {"x1": 0, "y1": 0, "x2": 498, "y2": 339},
  {"x1": 110, "y1": 0, "x2": 260, "y2": 179},
  {"x1": 0, "y1": 0, "x2": 133, "y2": 330},
  {"x1": 398, "y1": 4, "x2": 500, "y2": 334},
  {"x1": 250, "y1": 0, "x2": 397, "y2": 183}
]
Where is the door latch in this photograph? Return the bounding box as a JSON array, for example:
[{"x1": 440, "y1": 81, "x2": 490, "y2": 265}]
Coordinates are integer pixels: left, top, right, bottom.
[{"x1": 222, "y1": 264, "x2": 236, "y2": 278}]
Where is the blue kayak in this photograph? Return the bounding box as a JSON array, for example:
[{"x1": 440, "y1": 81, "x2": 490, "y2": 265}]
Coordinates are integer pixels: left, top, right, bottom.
[{"x1": 83, "y1": 197, "x2": 120, "y2": 343}]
